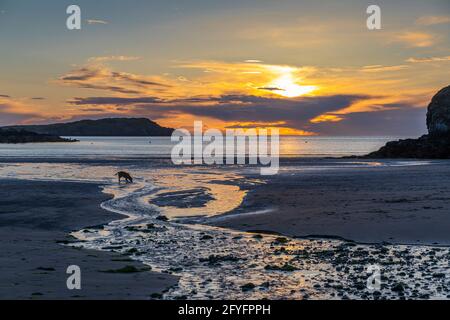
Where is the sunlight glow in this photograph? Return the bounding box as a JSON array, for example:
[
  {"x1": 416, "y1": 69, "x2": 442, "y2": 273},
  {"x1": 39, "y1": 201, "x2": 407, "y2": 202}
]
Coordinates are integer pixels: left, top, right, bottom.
[{"x1": 266, "y1": 67, "x2": 317, "y2": 98}]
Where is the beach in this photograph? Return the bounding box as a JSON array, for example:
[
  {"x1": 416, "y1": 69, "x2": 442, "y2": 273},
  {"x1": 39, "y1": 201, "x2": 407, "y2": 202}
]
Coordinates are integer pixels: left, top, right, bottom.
[
  {"x1": 1, "y1": 156, "x2": 450, "y2": 299},
  {"x1": 214, "y1": 160, "x2": 450, "y2": 245},
  {"x1": 0, "y1": 179, "x2": 177, "y2": 300}
]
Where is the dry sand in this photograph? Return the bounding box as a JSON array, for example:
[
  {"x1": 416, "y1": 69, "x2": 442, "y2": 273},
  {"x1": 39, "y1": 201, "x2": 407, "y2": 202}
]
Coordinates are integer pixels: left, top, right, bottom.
[{"x1": 0, "y1": 180, "x2": 178, "y2": 300}]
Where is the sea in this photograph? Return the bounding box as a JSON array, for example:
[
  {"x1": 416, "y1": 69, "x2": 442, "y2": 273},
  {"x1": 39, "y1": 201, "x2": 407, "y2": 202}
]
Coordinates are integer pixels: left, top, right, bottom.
[{"x1": 0, "y1": 136, "x2": 404, "y2": 158}]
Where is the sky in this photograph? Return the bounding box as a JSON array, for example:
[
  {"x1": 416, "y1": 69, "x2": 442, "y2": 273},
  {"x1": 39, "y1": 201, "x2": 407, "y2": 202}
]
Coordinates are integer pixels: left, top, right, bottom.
[{"x1": 0, "y1": 0, "x2": 449, "y2": 136}]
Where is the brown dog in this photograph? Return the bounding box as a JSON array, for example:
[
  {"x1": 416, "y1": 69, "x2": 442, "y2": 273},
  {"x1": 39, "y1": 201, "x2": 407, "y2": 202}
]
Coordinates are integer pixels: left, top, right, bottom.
[{"x1": 115, "y1": 171, "x2": 133, "y2": 184}]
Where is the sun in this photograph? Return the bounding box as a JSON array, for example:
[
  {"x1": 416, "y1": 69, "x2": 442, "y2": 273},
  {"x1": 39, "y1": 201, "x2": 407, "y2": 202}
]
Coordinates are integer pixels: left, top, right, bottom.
[
  {"x1": 262, "y1": 65, "x2": 317, "y2": 98},
  {"x1": 269, "y1": 73, "x2": 317, "y2": 98}
]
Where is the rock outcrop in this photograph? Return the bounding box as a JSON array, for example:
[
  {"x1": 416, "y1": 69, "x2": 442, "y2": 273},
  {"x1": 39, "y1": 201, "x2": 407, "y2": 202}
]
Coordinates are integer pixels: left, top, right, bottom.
[
  {"x1": 427, "y1": 86, "x2": 450, "y2": 136},
  {"x1": 3, "y1": 118, "x2": 174, "y2": 137},
  {"x1": 366, "y1": 85, "x2": 450, "y2": 159},
  {"x1": 0, "y1": 129, "x2": 78, "y2": 144}
]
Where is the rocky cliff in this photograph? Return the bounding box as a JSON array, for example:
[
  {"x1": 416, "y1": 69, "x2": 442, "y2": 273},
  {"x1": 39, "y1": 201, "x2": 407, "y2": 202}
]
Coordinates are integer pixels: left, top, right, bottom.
[
  {"x1": 427, "y1": 86, "x2": 450, "y2": 136},
  {"x1": 366, "y1": 85, "x2": 450, "y2": 159}
]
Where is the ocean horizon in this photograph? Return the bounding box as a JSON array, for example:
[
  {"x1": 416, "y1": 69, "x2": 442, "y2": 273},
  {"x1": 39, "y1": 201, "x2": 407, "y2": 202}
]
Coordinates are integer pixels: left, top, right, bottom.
[{"x1": 0, "y1": 135, "x2": 413, "y2": 158}]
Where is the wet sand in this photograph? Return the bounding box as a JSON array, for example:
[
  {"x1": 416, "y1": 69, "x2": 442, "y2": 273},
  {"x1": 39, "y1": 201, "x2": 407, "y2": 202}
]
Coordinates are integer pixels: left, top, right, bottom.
[
  {"x1": 2, "y1": 159, "x2": 450, "y2": 299},
  {"x1": 214, "y1": 161, "x2": 450, "y2": 245},
  {"x1": 0, "y1": 180, "x2": 178, "y2": 300}
]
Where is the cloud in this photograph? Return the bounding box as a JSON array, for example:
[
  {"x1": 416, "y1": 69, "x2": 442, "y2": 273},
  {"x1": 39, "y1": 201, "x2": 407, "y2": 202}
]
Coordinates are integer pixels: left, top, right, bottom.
[
  {"x1": 70, "y1": 93, "x2": 369, "y2": 131},
  {"x1": 0, "y1": 104, "x2": 41, "y2": 126},
  {"x1": 310, "y1": 114, "x2": 343, "y2": 124},
  {"x1": 88, "y1": 56, "x2": 141, "y2": 62},
  {"x1": 87, "y1": 19, "x2": 108, "y2": 25},
  {"x1": 69, "y1": 96, "x2": 163, "y2": 105},
  {"x1": 161, "y1": 95, "x2": 367, "y2": 125},
  {"x1": 79, "y1": 108, "x2": 108, "y2": 112},
  {"x1": 416, "y1": 15, "x2": 450, "y2": 26},
  {"x1": 58, "y1": 65, "x2": 171, "y2": 95},
  {"x1": 58, "y1": 59, "x2": 321, "y2": 103},
  {"x1": 111, "y1": 72, "x2": 171, "y2": 87},
  {"x1": 56, "y1": 59, "x2": 437, "y2": 136},
  {"x1": 406, "y1": 56, "x2": 450, "y2": 63},
  {"x1": 257, "y1": 87, "x2": 285, "y2": 92},
  {"x1": 0, "y1": 111, "x2": 39, "y2": 126},
  {"x1": 67, "y1": 91, "x2": 428, "y2": 136},
  {"x1": 60, "y1": 67, "x2": 103, "y2": 81},
  {"x1": 392, "y1": 32, "x2": 436, "y2": 48},
  {"x1": 0, "y1": 94, "x2": 10, "y2": 98},
  {"x1": 309, "y1": 104, "x2": 427, "y2": 136},
  {"x1": 360, "y1": 65, "x2": 409, "y2": 73}
]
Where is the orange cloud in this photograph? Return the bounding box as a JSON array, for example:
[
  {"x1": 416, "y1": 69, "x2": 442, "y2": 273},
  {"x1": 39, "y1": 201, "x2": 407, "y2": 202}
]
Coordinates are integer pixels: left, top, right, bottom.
[
  {"x1": 416, "y1": 15, "x2": 450, "y2": 26},
  {"x1": 51, "y1": 57, "x2": 446, "y2": 136},
  {"x1": 310, "y1": 114, "x2": 343, "y2": 124},
  {"x1": 0, "y1": 96, "x2": 47, "y2": 125},
  {"x1": 360, "y1": 65, "x2": 409, "y2": 73},
  {"x1": 87, "y1": 19, "x2": 108, "y2": 25},
  {"x1": 406, "y1": 56, "x2": 450, "y2": 63},
  {"x1": 392, "y1": 32, "x2": 436, "y2": 48},
  {"x1": 88, "y1": 56, "x2": 141, "y2": 62}
]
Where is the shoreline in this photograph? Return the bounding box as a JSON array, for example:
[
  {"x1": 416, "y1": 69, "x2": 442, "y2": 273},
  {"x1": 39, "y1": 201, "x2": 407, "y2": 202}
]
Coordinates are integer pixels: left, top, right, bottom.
[
  {"x1": 2, "y1": 157, "x2": 449, "y2": 247},
  {"x1": 2, "y1": 159, "x2": 450, "y2": 299},
  {"x1": 0, "y1": 179, "x2": 178, "y2": 300},
  {"x1": 210, "y1": 160, "x2": 450, "y2": 246}
]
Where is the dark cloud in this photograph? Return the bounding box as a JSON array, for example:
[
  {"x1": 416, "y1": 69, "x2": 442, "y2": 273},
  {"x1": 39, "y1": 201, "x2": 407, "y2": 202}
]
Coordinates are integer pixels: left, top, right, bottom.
[
  {"x1": 67, "y1": 93, "x2": 426, "y2": 136},
  {"x1": 309, "y1": 104, "x2": 427, "y2": 136},
  {"x1": 76, "y1": 83, "x2": 142, "y2": 95},
  {"x1": 59, "y1": 67, "x2": 171, "y2": 95},
  {"x1": 56, "y1": 113, "x2": 137, "y2": 123},
  {"x1": 31, "y1": 97, "x2": 45, "y2": 100},
  {"x1": 70, "y1": 94, "x2": 367, "y2": 126},
  {"x1": 80, "y1": 108, "x2": 107, "y2": 112},
  {"x1": 225, "y1": 122, "x2": 285, "y2": 129},
  {"x1": 0, "y1": 94, "x2": 11, "y2": 98},
  {"x1": 60, "y1": 67, "x2": 100, "y2": 81},
  {"x1": 111, "y1": 72, "x2": 171, "y2": 87},
  {"x1": 257, "y1": 87, "x2": 285, "y2": 92},
  {"x1": 70, "y1": 96, "x2": 163, "y2": 105},
  {"x1": 139, "y1": 95, "x2": 368, "y2": 129}
]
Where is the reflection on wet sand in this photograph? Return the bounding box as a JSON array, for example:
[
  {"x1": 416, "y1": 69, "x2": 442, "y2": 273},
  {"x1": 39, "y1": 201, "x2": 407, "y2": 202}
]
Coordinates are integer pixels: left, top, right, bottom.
[
  {"x1": 74, "y1": 187, "x2": 450, "y2": 300},
  {"x1": 0, "y1": 161, "x2": 448, "y2": 299}
]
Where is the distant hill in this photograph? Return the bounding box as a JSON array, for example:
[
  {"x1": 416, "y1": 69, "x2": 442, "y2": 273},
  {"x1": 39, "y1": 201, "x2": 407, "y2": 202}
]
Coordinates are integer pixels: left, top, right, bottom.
[
  {"x1": 0, "y1": 129, "x2": 78, "y2": 144},
  {"x1": 4, "y1": 118, "x2": 175, "y2": 137}
]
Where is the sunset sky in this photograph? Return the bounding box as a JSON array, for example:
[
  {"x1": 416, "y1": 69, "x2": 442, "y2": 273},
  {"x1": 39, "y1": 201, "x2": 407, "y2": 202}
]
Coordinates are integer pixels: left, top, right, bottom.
[{"x1": 1, "y1": 0, "x2": 449, "y2": 135}]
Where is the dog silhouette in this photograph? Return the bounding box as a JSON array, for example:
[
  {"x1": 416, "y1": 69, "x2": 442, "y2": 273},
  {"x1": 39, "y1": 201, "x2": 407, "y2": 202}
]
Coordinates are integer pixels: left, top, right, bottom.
[{"x1": 115, "y1": 171, "x2": 133, "y2": 184}]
